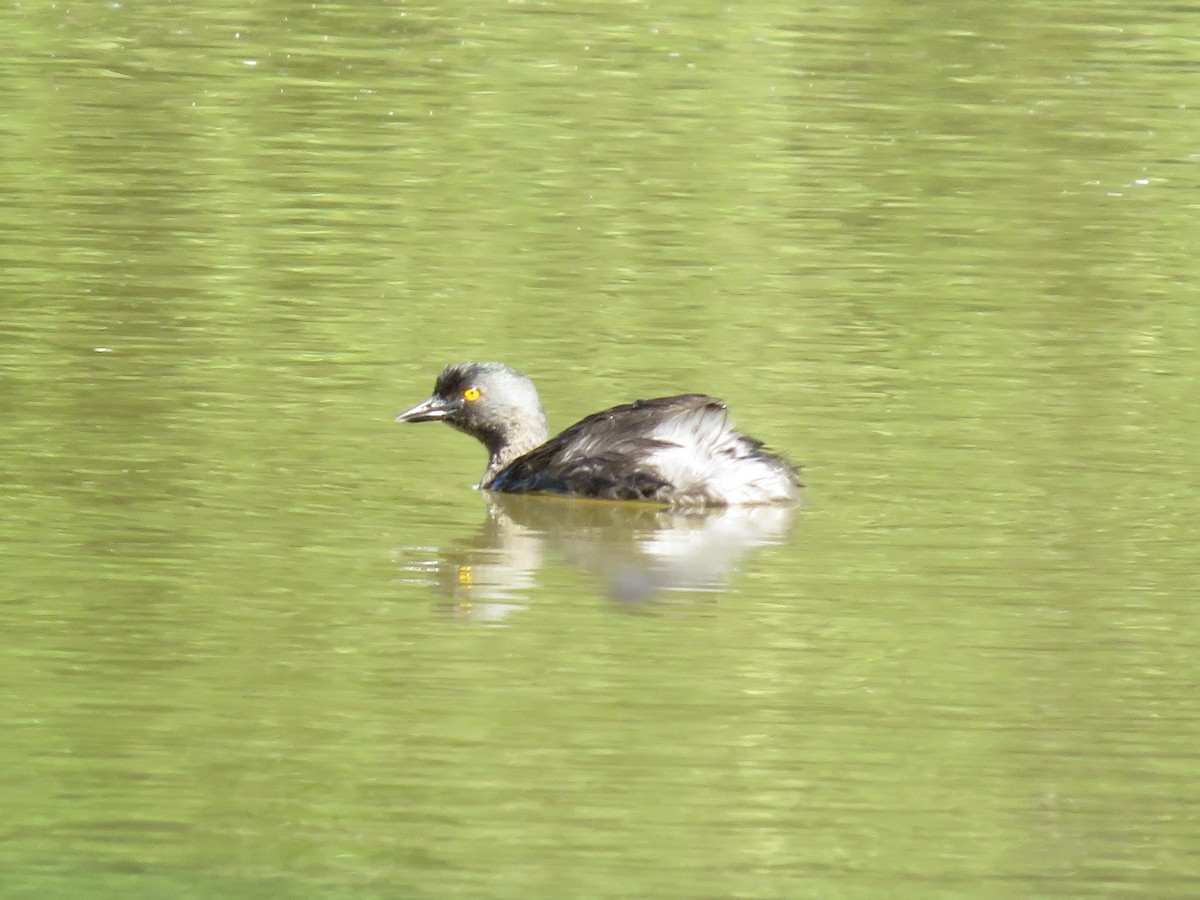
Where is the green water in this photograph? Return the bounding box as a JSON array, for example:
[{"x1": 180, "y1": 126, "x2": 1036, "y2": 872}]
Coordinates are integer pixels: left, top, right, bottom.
[{"x1": 3, "y1": 2, "x2": 1198, "y2": 897}]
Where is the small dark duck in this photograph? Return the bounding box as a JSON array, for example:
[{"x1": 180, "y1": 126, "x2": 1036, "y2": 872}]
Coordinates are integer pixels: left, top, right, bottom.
[{"x1": 396, "y1": 362, "x2": 801, "y2": 507}]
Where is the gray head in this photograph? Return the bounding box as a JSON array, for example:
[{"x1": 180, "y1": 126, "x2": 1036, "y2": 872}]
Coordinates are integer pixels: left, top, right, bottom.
[{"x1": 395, "y1": 362, "x2": 550, "y2": 481}]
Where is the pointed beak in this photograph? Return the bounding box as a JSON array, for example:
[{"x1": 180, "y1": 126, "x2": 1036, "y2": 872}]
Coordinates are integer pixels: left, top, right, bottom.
[{"x1": 395, "y1": 395, "x2": 458, "y2": 423}]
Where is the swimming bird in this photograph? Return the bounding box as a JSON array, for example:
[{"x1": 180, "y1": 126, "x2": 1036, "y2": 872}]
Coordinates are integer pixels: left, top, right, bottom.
[{"x1": 396, "y1": 362, "x2": 800, "y2": 507}]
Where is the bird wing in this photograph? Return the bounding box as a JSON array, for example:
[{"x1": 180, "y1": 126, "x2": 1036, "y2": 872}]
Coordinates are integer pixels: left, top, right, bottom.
[{"x1": 487, "y1": 395, "x2": 725, "y2": 502}]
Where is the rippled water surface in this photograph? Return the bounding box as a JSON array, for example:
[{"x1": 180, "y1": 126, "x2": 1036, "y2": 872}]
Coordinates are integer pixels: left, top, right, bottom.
[{"x1": 3, "y1": 1, "x2": 1198, "y2": 897}]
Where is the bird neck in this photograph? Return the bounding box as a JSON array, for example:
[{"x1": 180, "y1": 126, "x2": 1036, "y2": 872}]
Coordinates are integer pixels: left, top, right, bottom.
[{"x1": 480, "y1": 414, "x2": 549, "y2": 484}]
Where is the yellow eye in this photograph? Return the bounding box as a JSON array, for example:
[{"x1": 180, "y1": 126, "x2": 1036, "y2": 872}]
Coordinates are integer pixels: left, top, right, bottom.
[{"x1": 462, "y1": 386, "x2": 481, "y2": 402}]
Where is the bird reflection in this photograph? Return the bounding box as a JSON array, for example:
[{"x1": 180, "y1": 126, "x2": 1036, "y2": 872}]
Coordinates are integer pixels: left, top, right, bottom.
[{"x1": 394, "y1": 494, "x2": 798, "y2": 620}]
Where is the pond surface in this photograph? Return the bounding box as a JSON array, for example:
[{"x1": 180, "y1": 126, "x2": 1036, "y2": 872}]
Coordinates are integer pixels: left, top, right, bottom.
[{"x1": 3, "y1": 1, "x2": 1198, "y2": 897}]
